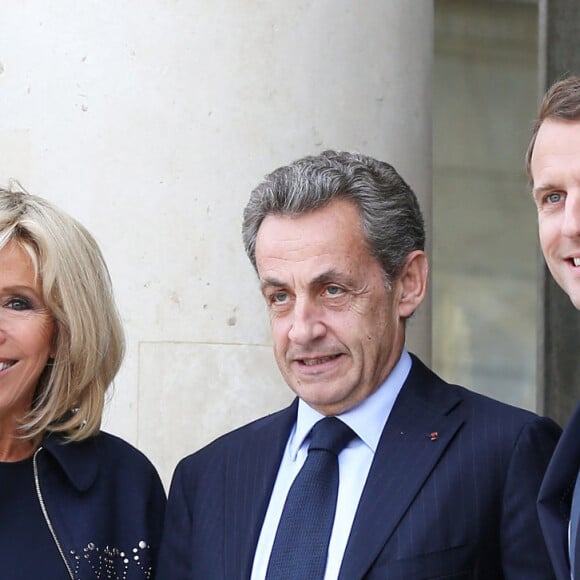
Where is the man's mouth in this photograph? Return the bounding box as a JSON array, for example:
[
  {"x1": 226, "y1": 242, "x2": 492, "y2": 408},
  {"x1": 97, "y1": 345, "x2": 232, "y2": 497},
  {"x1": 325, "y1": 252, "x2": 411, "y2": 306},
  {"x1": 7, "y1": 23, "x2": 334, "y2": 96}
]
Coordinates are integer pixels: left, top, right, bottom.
[
  {"x1": 574, "y1": 257, "x2": 580, "y2": 267},
  {"x1": 0, "y1": 360, "x2": 17, "y2": 372},
  {"x1": 300, "y1": 355, "x2": 341, "y2": 366}
]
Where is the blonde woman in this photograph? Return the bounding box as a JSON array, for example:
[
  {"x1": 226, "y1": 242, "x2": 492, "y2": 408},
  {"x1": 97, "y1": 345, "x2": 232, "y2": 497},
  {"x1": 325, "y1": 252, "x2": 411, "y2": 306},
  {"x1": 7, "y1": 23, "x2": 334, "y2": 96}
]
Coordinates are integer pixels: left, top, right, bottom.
[{"x1": 0, "y1": 187, "x2": 165, "y2": 579}]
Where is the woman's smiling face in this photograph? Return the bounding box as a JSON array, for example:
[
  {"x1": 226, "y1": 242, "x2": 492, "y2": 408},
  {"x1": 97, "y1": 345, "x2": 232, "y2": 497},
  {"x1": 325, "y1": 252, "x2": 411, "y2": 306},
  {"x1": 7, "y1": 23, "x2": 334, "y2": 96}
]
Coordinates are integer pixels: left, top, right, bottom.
[{"x1": 0, "y1": 241, "x2": 55, "y2": 425}]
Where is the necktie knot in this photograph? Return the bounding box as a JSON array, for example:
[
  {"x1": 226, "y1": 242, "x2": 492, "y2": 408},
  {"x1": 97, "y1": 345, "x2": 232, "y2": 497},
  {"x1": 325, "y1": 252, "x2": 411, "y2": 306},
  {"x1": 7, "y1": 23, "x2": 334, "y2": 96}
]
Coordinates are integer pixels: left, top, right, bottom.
[{"x1": 308, "y1": 416, "x2": 355, "y2": 456}]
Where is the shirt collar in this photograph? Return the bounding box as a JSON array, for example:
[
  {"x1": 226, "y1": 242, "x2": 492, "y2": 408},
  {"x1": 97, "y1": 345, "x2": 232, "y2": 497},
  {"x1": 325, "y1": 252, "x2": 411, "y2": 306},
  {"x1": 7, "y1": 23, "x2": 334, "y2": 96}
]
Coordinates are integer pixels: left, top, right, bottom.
[{"x1": 289, "y1": 349, "x2": 412, "y2": 458}]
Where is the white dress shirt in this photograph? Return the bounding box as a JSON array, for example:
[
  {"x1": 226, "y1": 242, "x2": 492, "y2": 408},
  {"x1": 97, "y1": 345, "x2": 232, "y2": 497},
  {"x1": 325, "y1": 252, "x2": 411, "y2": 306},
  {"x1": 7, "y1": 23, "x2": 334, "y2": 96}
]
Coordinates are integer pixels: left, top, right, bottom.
[{"x1": 250, "y1": 349, "x2": 412, "y2": 580}]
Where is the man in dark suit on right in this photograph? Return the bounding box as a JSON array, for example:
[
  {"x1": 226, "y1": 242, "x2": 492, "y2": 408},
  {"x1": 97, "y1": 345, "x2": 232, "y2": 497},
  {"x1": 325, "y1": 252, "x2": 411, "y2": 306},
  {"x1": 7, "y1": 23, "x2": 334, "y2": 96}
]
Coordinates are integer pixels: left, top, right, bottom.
[{"x1": 527, "y1": 75, "x2": 580, "y2": 580}]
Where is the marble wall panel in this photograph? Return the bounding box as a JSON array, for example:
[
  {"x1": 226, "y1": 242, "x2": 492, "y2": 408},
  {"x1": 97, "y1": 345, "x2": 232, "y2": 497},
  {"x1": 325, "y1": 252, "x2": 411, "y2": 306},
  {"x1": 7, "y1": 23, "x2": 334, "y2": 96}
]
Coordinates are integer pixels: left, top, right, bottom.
[{"x1": 138, "y1": 341, "x2": 293, "y2": 488}]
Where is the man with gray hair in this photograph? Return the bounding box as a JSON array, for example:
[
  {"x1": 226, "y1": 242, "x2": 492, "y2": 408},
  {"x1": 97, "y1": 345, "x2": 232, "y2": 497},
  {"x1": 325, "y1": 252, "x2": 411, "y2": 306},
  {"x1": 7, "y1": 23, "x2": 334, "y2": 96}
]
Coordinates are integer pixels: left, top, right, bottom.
[
  {"x1": 528, "y1": 75, "x2": 580, "y2": 580},
  {"x1": 158, "y1": 150, "x2": 559, "y2": 579}
]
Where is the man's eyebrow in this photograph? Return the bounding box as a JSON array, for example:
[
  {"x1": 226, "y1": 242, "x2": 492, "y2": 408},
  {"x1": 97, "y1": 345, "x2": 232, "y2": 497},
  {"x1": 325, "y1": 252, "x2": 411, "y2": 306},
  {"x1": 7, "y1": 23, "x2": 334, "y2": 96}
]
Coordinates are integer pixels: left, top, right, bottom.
[
  {"x1": 311, "y1": 269, "x2": 346, "y2": 285},
  {"x1": 260, "y1": 277, "x2": 285, "y2": 292},
  {"x1": 259, "y1": 269, "x2": 349, "y2": 293},
  {"x1": 532, "y1": 183, "x2": 558, "y2": 198}
]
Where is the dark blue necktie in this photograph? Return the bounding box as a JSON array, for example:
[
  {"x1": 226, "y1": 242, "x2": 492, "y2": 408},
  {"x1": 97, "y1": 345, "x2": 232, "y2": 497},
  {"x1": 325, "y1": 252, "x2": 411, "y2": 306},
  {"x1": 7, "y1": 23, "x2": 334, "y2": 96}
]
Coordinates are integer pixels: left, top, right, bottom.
[
  {"x1": 570, "y1": 470, "x2": 580, "y2": 577},
  {"x1": 266, "y1": 417, "x2": 355, "y2": 580}
]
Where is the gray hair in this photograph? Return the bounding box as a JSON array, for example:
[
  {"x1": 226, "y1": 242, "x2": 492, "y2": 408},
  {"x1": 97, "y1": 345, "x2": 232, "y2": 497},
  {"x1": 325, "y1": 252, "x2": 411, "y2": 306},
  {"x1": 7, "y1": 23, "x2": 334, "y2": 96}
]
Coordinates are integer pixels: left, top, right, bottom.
[{"x1": 242, "y1": 150, "x2": 425, "y2": 285}]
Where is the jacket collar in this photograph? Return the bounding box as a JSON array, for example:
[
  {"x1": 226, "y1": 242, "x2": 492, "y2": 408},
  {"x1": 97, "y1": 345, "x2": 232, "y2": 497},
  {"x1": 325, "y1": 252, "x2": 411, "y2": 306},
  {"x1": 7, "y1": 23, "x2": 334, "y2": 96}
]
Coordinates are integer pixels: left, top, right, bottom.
[{"x1": 39, "y1": 432, "x2": 100, "y2": 492}]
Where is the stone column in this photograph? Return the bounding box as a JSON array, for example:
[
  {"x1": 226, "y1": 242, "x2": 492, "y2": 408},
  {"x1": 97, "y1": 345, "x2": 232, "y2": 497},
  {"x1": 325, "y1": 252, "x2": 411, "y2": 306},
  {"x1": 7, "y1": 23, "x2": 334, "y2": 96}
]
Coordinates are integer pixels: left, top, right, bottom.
[
  {"x1": 0, "y1": 1, "x2": 433, "y2": 485},
  {"x1": 536, "y1": 0, "x2": 580, "y2": 426}
]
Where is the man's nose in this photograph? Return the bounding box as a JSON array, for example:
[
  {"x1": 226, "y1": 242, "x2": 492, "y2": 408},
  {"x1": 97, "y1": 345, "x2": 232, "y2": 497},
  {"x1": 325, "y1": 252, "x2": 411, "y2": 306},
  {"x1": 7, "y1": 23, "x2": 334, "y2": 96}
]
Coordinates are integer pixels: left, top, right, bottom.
[
  {"x1": 563, "y1": 190, "x2": 580, "y2": 238},
  {"x1": 288, "y1": 299, "x2": 326, "y2": 344}
]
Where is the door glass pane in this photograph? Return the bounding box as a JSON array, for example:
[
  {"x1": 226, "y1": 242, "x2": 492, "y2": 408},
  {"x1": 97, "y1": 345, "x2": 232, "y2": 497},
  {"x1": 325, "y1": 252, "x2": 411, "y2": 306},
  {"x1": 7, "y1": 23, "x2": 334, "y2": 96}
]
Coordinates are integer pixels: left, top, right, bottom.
[{"x1": 433, "y1": 0, "x2": 539, "y2": 410}]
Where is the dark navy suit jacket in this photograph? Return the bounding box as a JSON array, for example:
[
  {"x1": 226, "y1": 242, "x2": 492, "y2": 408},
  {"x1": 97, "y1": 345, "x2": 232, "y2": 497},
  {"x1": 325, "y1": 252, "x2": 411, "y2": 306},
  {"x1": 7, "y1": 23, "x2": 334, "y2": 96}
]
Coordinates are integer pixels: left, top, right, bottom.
[
  {"x1": 157, "y1": 356, "x2": 560, "y2": 579},
  {"x1": 538, "y1": 403, "x2": 580, "y2": 580}
]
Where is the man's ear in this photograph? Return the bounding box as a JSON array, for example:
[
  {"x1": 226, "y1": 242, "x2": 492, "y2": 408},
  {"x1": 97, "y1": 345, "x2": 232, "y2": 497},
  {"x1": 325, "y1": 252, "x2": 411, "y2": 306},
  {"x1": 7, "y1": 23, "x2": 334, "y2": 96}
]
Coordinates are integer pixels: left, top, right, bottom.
[{"x1": 397, "y1": 250, "x2": 429, "y2": 319}]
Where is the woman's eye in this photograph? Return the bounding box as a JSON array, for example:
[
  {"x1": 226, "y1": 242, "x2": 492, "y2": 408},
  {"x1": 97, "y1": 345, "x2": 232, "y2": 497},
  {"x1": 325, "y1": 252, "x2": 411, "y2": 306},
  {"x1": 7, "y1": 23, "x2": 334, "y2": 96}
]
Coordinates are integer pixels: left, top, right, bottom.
[{"x1": 6, "y1": 297, "x2": 32, "y2": 311}]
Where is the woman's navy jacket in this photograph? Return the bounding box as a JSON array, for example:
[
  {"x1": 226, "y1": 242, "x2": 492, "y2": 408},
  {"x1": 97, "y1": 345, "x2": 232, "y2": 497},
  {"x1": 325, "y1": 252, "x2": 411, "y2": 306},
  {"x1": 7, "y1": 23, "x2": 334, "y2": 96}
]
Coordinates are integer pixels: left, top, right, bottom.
[{"x1": 34, "y1": 431, "x2": 166, "y2": 579}]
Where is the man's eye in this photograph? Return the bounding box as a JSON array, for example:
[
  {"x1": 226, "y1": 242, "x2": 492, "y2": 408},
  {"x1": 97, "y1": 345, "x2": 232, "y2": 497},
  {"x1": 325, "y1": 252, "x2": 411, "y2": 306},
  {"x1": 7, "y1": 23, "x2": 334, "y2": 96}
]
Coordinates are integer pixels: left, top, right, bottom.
[
  {"x1": 325, "y1": 285, "x2": 343, "y2": 296},
  {"x1": 271, "y1": 291, "x2": 288, "y2": 304},
  {"x1": 545, "y1": 192, "x2": 563, "y2": 204}
]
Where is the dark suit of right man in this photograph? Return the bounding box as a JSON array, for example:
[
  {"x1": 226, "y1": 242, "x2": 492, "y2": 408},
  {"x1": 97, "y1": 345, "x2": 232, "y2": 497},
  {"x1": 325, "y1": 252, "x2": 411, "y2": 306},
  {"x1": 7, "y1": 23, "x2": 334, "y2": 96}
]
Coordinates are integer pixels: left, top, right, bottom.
[{"x1": 538, "y1": 403, "x2": 580, "y2": 580}]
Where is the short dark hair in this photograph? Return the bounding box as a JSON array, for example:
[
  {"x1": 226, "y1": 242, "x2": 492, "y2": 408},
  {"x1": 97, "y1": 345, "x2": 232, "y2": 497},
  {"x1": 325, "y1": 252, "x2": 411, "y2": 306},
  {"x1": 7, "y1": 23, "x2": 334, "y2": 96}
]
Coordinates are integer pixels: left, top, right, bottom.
[
  {"x1": 242, "y1": 150, "x2": 425, "y2": 285},
  {"x1": 526, "y1": 75, "x2": 580, "y2": 181}
]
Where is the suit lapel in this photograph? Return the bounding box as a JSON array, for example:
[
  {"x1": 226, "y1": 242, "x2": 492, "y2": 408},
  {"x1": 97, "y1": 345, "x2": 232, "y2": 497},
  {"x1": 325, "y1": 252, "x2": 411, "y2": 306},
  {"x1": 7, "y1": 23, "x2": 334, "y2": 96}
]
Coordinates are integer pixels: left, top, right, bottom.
[
  {"x1": 223, "y1": 400, "x2": 298, "y2": 579},
  {"x1": 339, "y1": 358, "x2": 465, "y2": 579}
]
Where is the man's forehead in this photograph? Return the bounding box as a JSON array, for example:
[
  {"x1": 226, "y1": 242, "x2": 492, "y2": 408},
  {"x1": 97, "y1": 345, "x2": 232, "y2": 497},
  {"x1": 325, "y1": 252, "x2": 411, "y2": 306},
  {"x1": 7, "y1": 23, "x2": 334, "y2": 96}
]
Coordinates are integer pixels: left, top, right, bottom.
[
  {"x1": 531, "y1": 119, "x2": 580, "y2": 183},
  {"x1": 534, "y1": 118, "x2": 580, "y2": 153}
]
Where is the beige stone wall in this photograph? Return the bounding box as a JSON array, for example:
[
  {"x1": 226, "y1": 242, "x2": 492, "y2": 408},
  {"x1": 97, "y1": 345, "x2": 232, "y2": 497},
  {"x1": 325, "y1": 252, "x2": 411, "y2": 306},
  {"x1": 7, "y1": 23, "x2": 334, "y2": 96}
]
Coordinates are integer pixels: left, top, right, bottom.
[{"x1": 0, "y1": 1, "x2": 433, "y2": 487}]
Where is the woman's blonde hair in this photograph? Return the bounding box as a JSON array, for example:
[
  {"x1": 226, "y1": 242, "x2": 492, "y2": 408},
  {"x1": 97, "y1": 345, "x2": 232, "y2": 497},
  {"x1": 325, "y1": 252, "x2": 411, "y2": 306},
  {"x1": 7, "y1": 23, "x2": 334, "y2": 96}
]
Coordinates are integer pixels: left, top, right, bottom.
[{"x1": 0, "y1": 186, "x2": 125, "y2": 442}]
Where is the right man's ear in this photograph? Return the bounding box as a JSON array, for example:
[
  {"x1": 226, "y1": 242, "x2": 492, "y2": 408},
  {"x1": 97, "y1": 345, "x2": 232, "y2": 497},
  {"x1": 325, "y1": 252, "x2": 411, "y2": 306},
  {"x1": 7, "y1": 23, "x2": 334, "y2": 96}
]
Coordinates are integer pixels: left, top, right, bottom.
[{"x1": 396, "y1": 250, "x2": 429, "y2": 319}]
